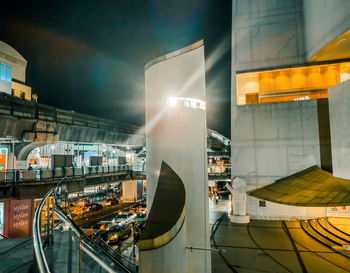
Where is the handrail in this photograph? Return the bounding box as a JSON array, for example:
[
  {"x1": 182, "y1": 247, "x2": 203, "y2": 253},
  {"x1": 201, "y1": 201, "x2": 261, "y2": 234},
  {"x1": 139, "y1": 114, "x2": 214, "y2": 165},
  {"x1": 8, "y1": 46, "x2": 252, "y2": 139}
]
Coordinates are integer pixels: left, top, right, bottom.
[
  {"x1": 54, "y1": 178, "x2": 133, "y2": 273},
  {"x1": 54, "y1": 207, "x2": 131, "y2": 273},
  {"x1": 33, "y1": 188, "x2": 53, "y2": 273},
  {"x1": 33, "y1": 177, "x2": 134, "y2": 273}
]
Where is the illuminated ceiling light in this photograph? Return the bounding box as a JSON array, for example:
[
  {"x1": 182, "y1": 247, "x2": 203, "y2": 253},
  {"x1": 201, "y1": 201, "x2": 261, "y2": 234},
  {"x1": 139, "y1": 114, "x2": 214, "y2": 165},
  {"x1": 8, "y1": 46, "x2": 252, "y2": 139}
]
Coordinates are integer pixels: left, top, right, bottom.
[
  {"x1": 167, "y1": 97, "x2": 177, "y2": 107},
  {"x1": 167, "y1": 97, "x2": 206, "y2": 110}
]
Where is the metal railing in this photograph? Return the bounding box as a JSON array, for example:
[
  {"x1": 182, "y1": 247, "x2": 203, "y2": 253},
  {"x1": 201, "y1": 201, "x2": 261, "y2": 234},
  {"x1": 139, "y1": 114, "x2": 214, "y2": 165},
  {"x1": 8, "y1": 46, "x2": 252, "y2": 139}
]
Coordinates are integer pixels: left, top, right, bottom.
[
  {"x1": 0, "y1": 164, "x2": 131, "y2": 183},
  {"x1": 33, "y1": 189, "x2": 54, "y2": 273},
  {"x1": 33, "y1": 177, "x2": 134, "y2": 273}
]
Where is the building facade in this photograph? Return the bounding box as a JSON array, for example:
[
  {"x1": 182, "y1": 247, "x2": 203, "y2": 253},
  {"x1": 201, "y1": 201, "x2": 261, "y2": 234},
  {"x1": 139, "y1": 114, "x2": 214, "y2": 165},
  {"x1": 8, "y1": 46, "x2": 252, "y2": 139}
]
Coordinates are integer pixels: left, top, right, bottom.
[
  {"x1": 0, "y1": 41, "x2": 33, "y2": 101},
  {"x1": 231, "y1": 0, "x2": 350, "y2": 220}
]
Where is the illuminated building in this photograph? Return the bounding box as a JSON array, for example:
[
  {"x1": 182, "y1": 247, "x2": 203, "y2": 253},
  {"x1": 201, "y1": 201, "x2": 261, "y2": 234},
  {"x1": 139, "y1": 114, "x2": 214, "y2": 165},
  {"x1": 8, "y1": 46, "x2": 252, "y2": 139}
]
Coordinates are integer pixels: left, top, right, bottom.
[
  {"x1": 0, "y1": 41, "x2": 36, "y2": 101},
  {"x1": 231, "y1": 0, "x2": 350, "y2": 221}
]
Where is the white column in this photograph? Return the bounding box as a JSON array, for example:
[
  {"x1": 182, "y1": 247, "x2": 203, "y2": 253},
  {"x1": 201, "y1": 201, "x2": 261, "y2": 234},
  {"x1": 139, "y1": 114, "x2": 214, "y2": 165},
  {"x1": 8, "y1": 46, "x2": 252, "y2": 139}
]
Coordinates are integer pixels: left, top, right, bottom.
[{"x1": 140, "y1": 40, "x2": 211, "y2": 273}]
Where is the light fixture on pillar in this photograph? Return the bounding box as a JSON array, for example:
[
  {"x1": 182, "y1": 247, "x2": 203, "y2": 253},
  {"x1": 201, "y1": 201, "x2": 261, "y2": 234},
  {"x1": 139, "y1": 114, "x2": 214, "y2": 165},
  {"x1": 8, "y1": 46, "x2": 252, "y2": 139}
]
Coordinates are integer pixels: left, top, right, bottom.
[
  {"x1": 167, "y1": 97, "x2": 206, "y2": 110},
  {"x1": 167, "y1": 97, "x2": 177, "y2": 107}
]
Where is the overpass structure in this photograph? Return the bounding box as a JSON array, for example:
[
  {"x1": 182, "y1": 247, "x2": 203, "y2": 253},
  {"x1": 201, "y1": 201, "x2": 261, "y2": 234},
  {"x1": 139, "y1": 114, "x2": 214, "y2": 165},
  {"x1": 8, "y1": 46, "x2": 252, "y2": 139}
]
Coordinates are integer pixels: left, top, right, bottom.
[{"x1": 0, "y1": 92, "x2": 230, "y2": 171}]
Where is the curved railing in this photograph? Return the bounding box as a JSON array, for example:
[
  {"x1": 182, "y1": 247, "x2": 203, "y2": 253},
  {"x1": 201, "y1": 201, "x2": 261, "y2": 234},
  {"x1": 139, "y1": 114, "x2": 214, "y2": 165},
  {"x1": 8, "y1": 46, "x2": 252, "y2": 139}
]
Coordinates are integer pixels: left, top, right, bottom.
[
  {"x1": 33, "y1": 177, "x2": 136, "y2": 273},
  {"x1": 33, "y1": 189, "x2": 53, "y2": 273},
  {"x1": 55, "y1": 177, "x2": 138, "y2": 272}
]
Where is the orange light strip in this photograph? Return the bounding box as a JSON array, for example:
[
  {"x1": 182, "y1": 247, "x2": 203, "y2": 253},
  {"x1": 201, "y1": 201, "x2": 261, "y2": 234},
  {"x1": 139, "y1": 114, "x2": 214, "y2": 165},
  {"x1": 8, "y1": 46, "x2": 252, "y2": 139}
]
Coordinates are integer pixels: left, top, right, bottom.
[{"x1": 236, "y1": 62, "x2": 350, "y2": 105}]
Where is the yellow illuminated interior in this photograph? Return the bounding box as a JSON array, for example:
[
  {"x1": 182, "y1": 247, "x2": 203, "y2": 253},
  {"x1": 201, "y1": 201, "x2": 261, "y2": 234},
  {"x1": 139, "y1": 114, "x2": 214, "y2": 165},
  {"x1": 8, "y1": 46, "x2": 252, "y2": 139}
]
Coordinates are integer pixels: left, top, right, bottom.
[{"x1": 236, "y1": 62, "x2": 350, "y2": 105}]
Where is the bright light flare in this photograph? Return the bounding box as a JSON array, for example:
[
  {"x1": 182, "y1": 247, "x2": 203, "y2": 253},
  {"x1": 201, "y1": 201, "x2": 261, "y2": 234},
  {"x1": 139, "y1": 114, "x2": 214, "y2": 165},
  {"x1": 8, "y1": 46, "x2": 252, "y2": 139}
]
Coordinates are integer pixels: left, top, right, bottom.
[
  {"x1": 167, "y1": 97, "x2": 177, "y2": 107},
  {"x1": 167, "y1": 97, "x2": 206, "y2": 110}
]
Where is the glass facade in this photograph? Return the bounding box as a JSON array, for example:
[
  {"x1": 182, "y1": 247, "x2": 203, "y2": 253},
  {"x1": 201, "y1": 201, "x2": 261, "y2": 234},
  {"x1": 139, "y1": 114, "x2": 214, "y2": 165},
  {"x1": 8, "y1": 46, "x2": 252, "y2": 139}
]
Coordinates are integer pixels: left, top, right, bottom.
[
  {"x1": 0, "y1": 63, "x2": 12, "y2": 82},
  {"x1": 0, "y1": 62, "x2": 12, "y2": 94}
]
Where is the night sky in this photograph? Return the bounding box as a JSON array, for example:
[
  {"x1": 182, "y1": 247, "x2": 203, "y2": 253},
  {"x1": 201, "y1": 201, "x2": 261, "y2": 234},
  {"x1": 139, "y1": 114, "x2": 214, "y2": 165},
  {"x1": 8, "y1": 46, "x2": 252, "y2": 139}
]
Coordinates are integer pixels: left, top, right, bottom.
[{"x1": 0, "y1": 0, "x2": 232, "y2": 138}]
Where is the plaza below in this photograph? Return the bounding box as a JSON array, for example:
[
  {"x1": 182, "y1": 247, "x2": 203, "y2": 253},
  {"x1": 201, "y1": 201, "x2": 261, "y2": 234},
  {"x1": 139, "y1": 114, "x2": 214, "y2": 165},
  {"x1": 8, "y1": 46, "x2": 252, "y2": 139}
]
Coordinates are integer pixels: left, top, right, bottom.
[{"x1": 211, "y1": 200, "x2": 350, "y2": 273}]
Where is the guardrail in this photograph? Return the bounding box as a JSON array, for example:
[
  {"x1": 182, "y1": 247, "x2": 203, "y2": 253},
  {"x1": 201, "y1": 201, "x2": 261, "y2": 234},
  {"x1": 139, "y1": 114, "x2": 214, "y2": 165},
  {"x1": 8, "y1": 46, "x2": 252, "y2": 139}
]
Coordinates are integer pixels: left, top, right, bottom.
[
  {"x1": 33, "y1": 189, "x2": 53, "y2": 273},
  {"x1": 0, "y1": 92, "x2": 140, "y2": 135},
  {"x1": 0, "y1": 165, "x2": 131, "y2": 183},
  {"x1": 32, "y1": 177, "x2": 133, "y2": 273}
]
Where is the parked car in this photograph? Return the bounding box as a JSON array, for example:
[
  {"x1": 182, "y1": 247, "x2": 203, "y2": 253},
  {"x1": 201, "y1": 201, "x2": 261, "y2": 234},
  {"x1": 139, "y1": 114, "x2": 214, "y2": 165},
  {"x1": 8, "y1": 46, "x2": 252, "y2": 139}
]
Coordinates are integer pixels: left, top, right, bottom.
[
  {"x1": 95, "y1": 223, "x2": 131, "y2": 244},
  {"x1": 112, "y1": 212, "x2": 136, "y2": 225},
  {"x1": 134, "y1": 211, "x2": 146, "y2": 222},
  {"x1": 107, "y1": 223, "x2": 132, "y2": 244},
  {"x1": 91, "y1": 221, "x2": 111, "y2": 233},
  {"x1": 78, "y1": 198, "x2": 90, "y2": 207},
  {"x1": 85, "y1": 202, "x2": 103, "y2": 212},
  {"x1": 104, "y1": 198, "x2": 119, "y2": 206}
]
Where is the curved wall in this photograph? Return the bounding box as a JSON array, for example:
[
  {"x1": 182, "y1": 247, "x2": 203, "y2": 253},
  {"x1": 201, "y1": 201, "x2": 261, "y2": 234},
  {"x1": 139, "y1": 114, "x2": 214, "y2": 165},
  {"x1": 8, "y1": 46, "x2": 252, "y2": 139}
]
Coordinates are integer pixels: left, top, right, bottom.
[{"x1": 141, "y1": 41, "x2": 211, "y2": 273}]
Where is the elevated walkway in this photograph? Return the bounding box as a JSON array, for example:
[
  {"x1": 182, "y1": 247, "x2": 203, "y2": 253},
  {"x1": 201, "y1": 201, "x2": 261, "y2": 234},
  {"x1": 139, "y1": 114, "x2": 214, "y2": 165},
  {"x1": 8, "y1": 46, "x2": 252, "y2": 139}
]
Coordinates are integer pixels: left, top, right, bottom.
[
  {"x1": 0, "y1": 92, "x2": 144, "y2": 145},
  {"x1": 0, "y1": 165, "x2": 132, "y2": 200}
]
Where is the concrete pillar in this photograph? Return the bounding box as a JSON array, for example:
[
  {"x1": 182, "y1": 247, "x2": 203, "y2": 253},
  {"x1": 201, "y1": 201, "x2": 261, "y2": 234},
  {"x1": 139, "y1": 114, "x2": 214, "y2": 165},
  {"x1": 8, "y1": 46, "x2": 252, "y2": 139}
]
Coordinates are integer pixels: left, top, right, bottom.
[
  {"x1": 230, "y1": 177, "x2": 250, "y2": 223},
  {"x1": 139, "y1": 40, "x2": 211, "y2": 273}
]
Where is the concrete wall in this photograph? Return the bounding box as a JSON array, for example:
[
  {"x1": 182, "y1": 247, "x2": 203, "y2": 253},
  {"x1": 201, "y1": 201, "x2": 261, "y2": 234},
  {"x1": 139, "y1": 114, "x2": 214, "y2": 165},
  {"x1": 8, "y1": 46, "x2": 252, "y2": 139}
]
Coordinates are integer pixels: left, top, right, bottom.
[
  {"x1": 232, "y1": 101, "x2": 321, "y2": 219},
  {"x1": 329, "y1": 79, "x2": 350, "y2": 179},
  {"x1": 232, "y1": 0, "x2": 305, "y2": 73},
  {"x1": 303, "y1": 0, "x2": 350, "y2": 61},
  {"x1": 11, "y1": 81, "x2": 31, "y2": 101},
  {"x1": 231, "y1": 0, "x2": 322, "y2": 219},
  {"x1": 248, "y1": 200, "x2": 326, "y2": 220},
  {"x1": 141, "y1": 41, "x2": 210, "y2": 273}
]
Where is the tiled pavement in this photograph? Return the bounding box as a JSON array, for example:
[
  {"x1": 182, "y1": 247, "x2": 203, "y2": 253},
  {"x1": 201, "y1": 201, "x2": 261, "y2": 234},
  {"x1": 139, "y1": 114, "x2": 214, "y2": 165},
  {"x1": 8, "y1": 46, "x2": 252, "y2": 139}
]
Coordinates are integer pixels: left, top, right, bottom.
[{"x1": 210, "y1": 200, "x2": 350, "y2": 273}]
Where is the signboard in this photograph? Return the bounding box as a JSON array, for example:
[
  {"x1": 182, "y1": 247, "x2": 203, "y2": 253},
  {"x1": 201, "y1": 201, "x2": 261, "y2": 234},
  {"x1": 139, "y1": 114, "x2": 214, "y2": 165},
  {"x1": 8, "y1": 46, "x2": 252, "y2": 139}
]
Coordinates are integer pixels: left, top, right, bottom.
[
  {"x1": 0, "y1": 147, "x2": 8, "y2": 172},
  {"x1": 3, "y1": 199, "x2": 34, "y2": 238}
]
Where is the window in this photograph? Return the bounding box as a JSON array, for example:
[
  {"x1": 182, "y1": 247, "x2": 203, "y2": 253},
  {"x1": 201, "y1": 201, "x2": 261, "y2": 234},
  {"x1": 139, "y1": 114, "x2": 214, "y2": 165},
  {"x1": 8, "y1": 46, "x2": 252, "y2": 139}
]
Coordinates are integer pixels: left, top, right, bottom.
[
  {"x1": 0, "y1": 63, "x2": 12, "y2": 82},
  {"x1": 20, "y1": 91, "x2": 25, "y2": 99},
  {"x1": 236, "y1": 62, "x2": 350, "y2": 105}
]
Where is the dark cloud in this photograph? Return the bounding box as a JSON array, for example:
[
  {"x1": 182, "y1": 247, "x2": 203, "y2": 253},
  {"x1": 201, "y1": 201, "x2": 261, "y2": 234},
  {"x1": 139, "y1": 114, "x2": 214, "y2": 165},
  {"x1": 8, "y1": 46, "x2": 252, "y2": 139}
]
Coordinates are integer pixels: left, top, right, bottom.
[{"x1": 0, "y1": 0, "x2": 231, "y2": 137}]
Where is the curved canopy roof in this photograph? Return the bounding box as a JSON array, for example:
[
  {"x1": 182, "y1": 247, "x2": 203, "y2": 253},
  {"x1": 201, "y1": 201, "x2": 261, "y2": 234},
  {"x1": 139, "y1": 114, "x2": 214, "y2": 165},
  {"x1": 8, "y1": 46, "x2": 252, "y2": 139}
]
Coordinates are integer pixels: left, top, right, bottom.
[
  {"x1": 0, "y1": 41, "x2": 26, "y2": 62},
  {"x1": 248, "y1": 165, "x2": 350, "y2": 207}
]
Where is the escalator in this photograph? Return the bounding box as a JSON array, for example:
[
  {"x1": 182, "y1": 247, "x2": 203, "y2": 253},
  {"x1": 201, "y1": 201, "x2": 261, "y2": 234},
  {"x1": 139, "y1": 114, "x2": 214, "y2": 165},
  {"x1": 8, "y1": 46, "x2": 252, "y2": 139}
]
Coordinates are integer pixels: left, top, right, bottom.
[{"x1": 33, "y1": 178, "x2": 136, "y2": 273}]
